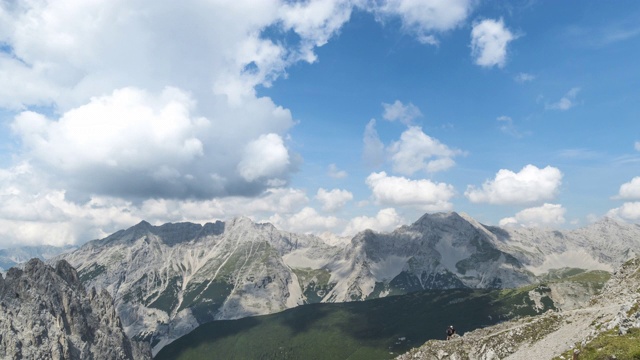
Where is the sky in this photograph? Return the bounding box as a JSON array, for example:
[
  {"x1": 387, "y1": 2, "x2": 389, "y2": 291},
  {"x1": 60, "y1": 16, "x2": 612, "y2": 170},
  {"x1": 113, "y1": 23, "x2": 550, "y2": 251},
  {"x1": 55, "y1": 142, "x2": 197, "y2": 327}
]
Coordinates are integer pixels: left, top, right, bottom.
[{"x1": 0, "y1": 0, "x2": 639, "y2": 248}]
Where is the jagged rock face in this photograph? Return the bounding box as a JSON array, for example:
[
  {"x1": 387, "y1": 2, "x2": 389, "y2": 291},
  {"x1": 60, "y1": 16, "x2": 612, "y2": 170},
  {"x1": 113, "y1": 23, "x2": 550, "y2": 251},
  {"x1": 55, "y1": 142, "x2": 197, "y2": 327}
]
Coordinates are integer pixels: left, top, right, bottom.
[{"x1": 0, "y1": 258, "x2": 151, "y2": 360}]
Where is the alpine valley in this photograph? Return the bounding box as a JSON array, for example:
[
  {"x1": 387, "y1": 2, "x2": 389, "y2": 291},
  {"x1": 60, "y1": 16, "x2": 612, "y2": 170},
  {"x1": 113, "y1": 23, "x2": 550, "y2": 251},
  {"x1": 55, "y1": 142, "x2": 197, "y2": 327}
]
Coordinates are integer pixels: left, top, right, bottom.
[{"x1": 51, "y1": 212, "x2": 640, "y2": 356}]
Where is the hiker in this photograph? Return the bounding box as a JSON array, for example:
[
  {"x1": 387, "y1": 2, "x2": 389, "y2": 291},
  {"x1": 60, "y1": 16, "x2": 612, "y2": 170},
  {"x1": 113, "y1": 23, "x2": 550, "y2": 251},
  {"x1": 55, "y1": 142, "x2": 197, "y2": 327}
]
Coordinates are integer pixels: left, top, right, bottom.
[{"x1": 446, "y1": 325, "x2": 456, "y2": 340}]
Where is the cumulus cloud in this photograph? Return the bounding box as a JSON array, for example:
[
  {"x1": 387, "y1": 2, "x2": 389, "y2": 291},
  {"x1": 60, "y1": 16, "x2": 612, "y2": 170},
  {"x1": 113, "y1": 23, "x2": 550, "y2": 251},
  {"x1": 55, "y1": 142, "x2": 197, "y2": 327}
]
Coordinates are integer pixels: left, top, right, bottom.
[
  {"x1": 316, "y1": 188, "x2": 353, "y2": 212},
  {"x1": 499, "y1": 203, "x2": 566, "y2": 228},
  {"x1": 375, "y1": 0, "x2": 474, "y2": 45},
  {"x1": 238, "y1": 133, "x2": 291, "y2": 183},
  {"x1": 0, "y1": 163, "x2": 142, "y2": 246},
  {"x1": 0, "y1": 160, "x2": 313, "y2": 247},
  {"x1": 11, "y1": 87, "x2": 295, "y2": 200},
  {"x1": 465, "y1": 165, "x2": 563, "y2": 205},
  {"x1": 382, "y1": 100, "x2": 422, "y2": 125},
  {"x1": 366, "y1": 171, "x2": 455, "y2": 211},
  {"x1": 389, "y1": 126, "x2": 462, "y2": 175},
  {"x1": 342, "y1": 208, "x2": 405, "y2": 236},
  {"x1": 470, "y1": 18, "x2": 516, "y2": 68},
  {"x1": 362, "y1": 118, "x2": 463, "y2": 175},
  {"x1": 616, "y1": 177, "x2": 640, "y2": 200},
  {"x1": 607, "y1": 202, "x2": 640, "y2": 223},
  {"x1": 268, "y1": 207, "x2": 342, "y2": 234},
  {"x1": 546, "y1": 87, "x2": 581, "y2": 111},
  {"x1": 327, "y1": 163, "x2": 348, "y2": 179}
]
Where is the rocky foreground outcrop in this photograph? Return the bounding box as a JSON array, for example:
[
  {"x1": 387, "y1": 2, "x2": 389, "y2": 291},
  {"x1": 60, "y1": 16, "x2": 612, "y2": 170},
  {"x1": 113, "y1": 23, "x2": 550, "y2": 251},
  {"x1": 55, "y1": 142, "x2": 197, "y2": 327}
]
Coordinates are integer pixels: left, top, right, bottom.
[
  {"x1": 396, "y1": 258, "x2": 640, "y2": 360},
  {"x1": 0, "y1": 258, "x2": 151, "y2": 360}
]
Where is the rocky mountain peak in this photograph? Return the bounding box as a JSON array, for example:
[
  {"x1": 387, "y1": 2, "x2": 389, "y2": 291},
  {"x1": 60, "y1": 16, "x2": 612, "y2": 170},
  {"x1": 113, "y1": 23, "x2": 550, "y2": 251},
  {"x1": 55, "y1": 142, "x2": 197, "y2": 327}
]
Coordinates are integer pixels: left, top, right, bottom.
[
  {"x1": 227, "y1": 215, "x2": 258, "y2": 228},
  {"x1": 415, "y1": 211, "x2": 462, "y2": 224},
  {"x1": 588, "y1": 216, "x2": 638, "y2": 231},
  {"x1": 55, "y1": 259, "x2": 81, "y2": 287},
  {"x1": 410, "y1": 211, "x2": 473, "y2": 232},
  {"x1": 0, "y1": 258, "x2": 151, "y2": 359}
]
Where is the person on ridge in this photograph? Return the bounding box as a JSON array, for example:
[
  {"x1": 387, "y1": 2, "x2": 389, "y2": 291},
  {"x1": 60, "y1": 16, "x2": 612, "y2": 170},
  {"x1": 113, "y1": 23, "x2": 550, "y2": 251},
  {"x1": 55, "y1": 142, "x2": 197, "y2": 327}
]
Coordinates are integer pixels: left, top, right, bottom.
[{"x1": 446, "y1": 325, "x2": 456, "y2": 340}]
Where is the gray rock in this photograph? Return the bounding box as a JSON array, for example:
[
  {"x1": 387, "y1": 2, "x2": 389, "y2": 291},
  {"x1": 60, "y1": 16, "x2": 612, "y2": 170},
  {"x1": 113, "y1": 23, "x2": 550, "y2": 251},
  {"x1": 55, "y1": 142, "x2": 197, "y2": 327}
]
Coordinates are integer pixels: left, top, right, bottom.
[{"x1": 0, "y1": 258, "x2": 151, "y2": 360}]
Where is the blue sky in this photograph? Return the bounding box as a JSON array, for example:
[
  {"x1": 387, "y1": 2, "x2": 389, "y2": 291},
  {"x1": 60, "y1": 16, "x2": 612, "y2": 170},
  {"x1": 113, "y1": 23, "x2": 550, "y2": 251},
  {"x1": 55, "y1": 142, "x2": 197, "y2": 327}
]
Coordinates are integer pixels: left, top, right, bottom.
[{"x1": 0, "y1": 0, "x2": 639, "y2": 247}]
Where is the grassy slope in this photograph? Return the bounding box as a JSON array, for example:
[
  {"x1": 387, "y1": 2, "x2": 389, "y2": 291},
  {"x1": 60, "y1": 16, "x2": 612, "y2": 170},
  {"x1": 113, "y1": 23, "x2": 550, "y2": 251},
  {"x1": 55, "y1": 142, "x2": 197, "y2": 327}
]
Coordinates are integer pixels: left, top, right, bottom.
[
  {"x1": 553, "y1": 329, "x2": 640, "y2": 360},
  {"x1": 155, "y1": 269, "x2": 609, "y2": 360}
]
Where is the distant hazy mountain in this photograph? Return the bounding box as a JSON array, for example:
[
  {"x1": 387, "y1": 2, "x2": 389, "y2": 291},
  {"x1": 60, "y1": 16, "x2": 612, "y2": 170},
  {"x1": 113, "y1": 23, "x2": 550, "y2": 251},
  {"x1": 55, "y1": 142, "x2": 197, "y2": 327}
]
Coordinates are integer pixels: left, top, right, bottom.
[
  {"x1": 0, "y1": 244, "x2": 76, "y2": 272},
  {"x1": 485, "y1": 215, "x2": 640, "y2": 273},
  {"x1": 57, "y1": 212, "x2": 640, "y2": 354},
  {"x1": 0, "y1": 258, "x2": 151, "y2": 359}
]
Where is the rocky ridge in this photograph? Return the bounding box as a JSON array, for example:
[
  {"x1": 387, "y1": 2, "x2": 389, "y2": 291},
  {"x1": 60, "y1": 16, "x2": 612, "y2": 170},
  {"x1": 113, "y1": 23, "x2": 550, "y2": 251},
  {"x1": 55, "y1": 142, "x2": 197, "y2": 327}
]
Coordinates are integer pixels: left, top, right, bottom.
[
  {"x1": 395, "y1": 257, "x2": 640, "y2": 360},
  {"x1": 0, "y1": 258, "x2": 151, "y2": 360}
]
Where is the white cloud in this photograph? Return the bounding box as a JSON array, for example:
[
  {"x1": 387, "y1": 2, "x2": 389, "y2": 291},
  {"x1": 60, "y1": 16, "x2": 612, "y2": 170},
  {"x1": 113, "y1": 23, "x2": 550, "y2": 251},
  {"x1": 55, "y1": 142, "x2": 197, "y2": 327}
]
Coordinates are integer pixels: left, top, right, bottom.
[
  {"x1": 139, "y1": 187, "x2": 310, "y2": 224},
  {"x1": 389, "y1": 126, "x2": 462, "y2": 175},
  {"x1": 465, "y1": 165, "x2": 563, "y2": 205},
  {"x1": 0, "y1": 0, "x2": 284, "y2": 109},
  {"x1": 616, "y1": 177, "x2": 640, "y2": 200},
  {"x1": 0, "y1": 165, "x2": 314, "y2": 247},
  {"x1": 607, "y1": 202, "x2": 640, "y2": 223},
  {"x1": 546, "y1": 87, "x2": 581, "y2": 111},
  {"x1": 342, "y1": 208, "x2": 405, "y2": 236},
  {"x1": 279, "y1": 0, "x2": 355, "y2": 62},
  {"x1": 268, "y1": 207, "x2": 342, "y2": 234},
  {"x1": 11, "y1": 87, "x2": 295, "y2": 200},
  {"x1": 238, "y1": 133, "x2": 291, "y2": 183},
  {"x1": 366, "y1": 171, "x2": 455, "y2": 211},
  {"x1": 382, "y1": 100, "x2": 422, "y2": 125},
  {"x1": 499, "y1": 203, "x2": 566, "y2": 228},
  {"x1": 0, "y1": 163, "x2": 144, "y2": 247},
  {"x1": 375, "y1": 0, "x2": 474, "y2": 44},
  {"x1": 514, "y1": 72, "x2": 535, "y2": 83},
  {"x1": 316, "y1": 188, "x2": 353, "y2": 212},
  {"x1": 363, "y1": 119, "x2": 386, "y2": 167},
  {"x1": 635, "y1": 141, "x2": 640, "y2": 151},
  {"x1": 13, "y1": 87, "x2": 204, "y2": 171},
  {"x1": 470, "y1": 18, "x2": 516, "y2": 68},
  {"x1": 327, "y1": 163, "x2": 348, "y2": 179}
]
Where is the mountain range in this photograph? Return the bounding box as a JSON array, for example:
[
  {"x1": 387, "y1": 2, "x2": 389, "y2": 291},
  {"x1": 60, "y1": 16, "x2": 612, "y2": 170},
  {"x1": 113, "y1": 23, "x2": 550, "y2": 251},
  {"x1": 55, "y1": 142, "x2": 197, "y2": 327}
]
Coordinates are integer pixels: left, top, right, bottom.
[{"x1": 52, "y1": 212, "x2": 640, "y2": 354}]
